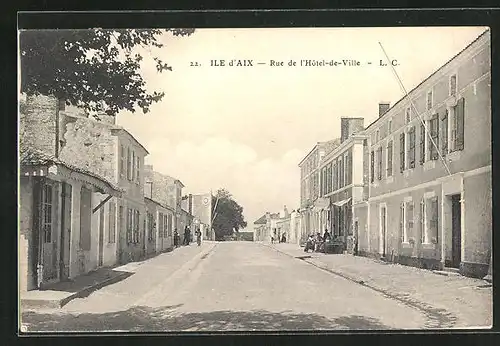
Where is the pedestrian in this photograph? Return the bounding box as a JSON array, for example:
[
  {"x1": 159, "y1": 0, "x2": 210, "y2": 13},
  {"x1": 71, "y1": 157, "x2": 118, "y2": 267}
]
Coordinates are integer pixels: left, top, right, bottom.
[
  {"x1": 304, "y1": 234, "x2": 314, "y2": 252},
  {"x1": 271, "y1": 235, "x2": 274, "y2": 244},
  {"x1": 323, "y1": 229, "x2": 331, "y2": 242},
  {"x1": 314, "y1": 232, "x2": 323, "y2": 252},
  {"x1": 174, "y1": 229, "x2": 179, "y2": 247},
  {"x1": 281, "y1": 233, "x2": 286, "y2": 243}
]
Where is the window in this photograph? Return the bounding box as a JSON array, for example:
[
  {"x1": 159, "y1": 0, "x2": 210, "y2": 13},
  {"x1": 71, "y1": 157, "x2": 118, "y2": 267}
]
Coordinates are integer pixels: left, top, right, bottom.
[
  {"x1": 340, "y1": 156, "x2": 344, "y2": 187},
  {"x1": 333, "y1": 161, "x2": 338, "y2": 191},
  {"x1": 108, "y1": 202, "x2": 116, "y2": 243},
  {"x1": 376, "y1": 130, "x2": 380, "y2": 143},
  {"x1": 429, "y1": 115, "x2": 439, "y2": 160},
  {"x1": 427, "y1": 90, "x2": 433, "y2": 110},
  {"x1": 134, "y1": 210, "x2": 140, "y2": 243},
  {"x1": 120, "y1": 145, "x2": 125, "y2": 176},
  {"x1": 370, "y1": 151, "x2": 375, "y2": 183},
  {"x1": 388, "y1": 119, "x2": 392, "y2": 134},
  {"x1": 328, "y1": 163, "x2": 333, "y2": 193},
  {"x1": 127, "y1": 147, "x2": 132, "y2": 181},
  {"x1": 167, "y1": 214, "x2": 173, "y2": 237},
  {"x1": 441, "y1": 110, "x2": 448, "y2": 156},
  {"x1": 136, "y1": 155, "x2": 140, "y2": 183},
  {"x1": 42, "y1": 184, "x2": 53, "y2": 243},
  {"x1": 387, "y1": 141, "x2": 393, "y2": 177},
  {"x1": 346, "y1": 153, "x2": 352, "y2": 185},
  {"x1": 405, "y1": 107, "x2": 411, "y2": 124},
  {"x1": 164, "y1": 214, "x2": 168, "y2": 237},
  {"x1": 451, "y1": 98, "x2": 465, "y2": 151},
  {"x1": 450, "y1": 74, "x2": 457, "y2": 96},
  {"x1": 420, "y1": 124, "x2": 426, "y2": 164},
  {"x1": 400, "y1": 202, "x2": 406, "y2": 243},
  {"x1": 399, "y1": 132, "x2": 405, "y2": 172},
  {"x1": 126, "y1": 208, "x2": 133, "y2": 243},
  {"x1": 131, "y1": 151, "x2": 136, "y2": 181},
  {"x1": 424, "y1": 196, "x2": 439, "y2": 244},
  {"x1": 406, "y1": 202, "x2": 414, "y2": 242},
  {"x1": 377, "y1": 146, "x2": 382, "y2": 180},
  {"x1": 408, "y1": 126, "x2": 416, "y2": 169}
]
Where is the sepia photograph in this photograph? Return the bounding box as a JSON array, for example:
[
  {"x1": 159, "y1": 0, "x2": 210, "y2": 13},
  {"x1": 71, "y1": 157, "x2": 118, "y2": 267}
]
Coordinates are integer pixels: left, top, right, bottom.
[{"x1": 18, "y1": 25, "x2": 492, "y2": 332}]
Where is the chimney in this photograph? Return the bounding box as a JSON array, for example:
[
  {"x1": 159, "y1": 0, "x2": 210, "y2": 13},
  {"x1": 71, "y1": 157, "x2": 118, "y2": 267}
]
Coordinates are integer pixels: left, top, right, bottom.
[
  {"x1": 379, "y1": 102, "x2": 390, "y2": 117},
  {"x1": 340, "y1": 117, "x2": 365, "y2": 143}
]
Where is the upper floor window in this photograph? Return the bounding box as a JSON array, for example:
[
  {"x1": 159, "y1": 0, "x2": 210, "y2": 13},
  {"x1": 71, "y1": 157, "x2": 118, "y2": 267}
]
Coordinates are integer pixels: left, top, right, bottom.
[
  {"x1": 419, "y1": 124, "x2": 426, "y2": 165},
  {"x1": 370, "y1": 151, "x2": 375, "y2": 183},
  {"x1": 427, "y1": 90, "x2": 433, "y2": 111},
  {"x1": 450, "y1": 74, "x2": 457, "y2": 97},
  {"x1": 408, "y1": 126, "x2": 416, "y2": 169},
  {"x1": 441, "y1": 110, "x2": 448, "y2": 156},
  {"x1": 429, "y1": 114, "x2": 439, "y2": 161},
  {"x1": 405, "y1": 107, "x2": 411, "y2": 124},
  {"x1": 377, "y1": 147, "x2": 382, "y2": 181},
  {"x1": 376, "y1": 130, "x2": 380, "y2": 143},
  {"x1": 399, "y1": 132, "x2": 405, "y2": 173},
  {"x1": 120, "y1": 145, "x2": 125, "y2": 177},
  {"x1": 126, "y1": 147, "x2": 132, "y2": 181},
  {"x1": 387, "y1": 140, "x2": 393, "y2": 177},
  {"x1": 450, "y1": 98, "x2": 465, "y2": 152},
  {"x1": 136, "y1": 155, "x2": 140, "y2": 183},
  {"x1": 388, "y1": 119, "x2": 392, "y2": 134}
]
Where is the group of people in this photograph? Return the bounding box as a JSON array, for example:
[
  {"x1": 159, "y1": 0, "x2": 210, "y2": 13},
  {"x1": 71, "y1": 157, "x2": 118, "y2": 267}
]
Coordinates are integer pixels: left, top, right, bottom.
[
  {"x1": 270, "y1": 232, "x2": 287, "y2": 244},
  {"x1": 173, "y1": 225, "x2": 202, "y2": 247},
  {"x1": 304, "y1": 229, "x2": 332, "y2": 253}
]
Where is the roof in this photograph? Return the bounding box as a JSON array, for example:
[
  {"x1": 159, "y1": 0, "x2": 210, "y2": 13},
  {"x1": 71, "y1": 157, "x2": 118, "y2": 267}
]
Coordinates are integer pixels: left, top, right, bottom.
[
  {"x1": 254, "y1": 214, "x2": 267, "y2": 224},
  {"x1": 110, "y1": 128, "x2": 150, "y2": 155},
  {"x1": 19, "y1": 146, "x2": 123, "y2": 194},
  {"x1": 365, "y1": 29, "x2": 490, "y2": 132},
  {"x1": 144, "y1": 197, "x2": 175, "y2": 212},
  {"x1": 298, "y1": 138, "x2": 340, "y2": 167}
]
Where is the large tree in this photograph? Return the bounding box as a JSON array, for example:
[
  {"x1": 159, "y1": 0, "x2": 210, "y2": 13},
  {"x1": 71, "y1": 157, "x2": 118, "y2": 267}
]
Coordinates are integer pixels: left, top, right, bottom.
[
  {"x1": 211, "y1": 189, "x2": 247, "y2": 241},
  {"x1": 19, "y1": 28, "x2": 194, "y2": 116}
]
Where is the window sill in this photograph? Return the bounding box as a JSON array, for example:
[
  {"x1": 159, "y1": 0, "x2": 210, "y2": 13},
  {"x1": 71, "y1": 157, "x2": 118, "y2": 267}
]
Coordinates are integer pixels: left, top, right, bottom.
[
  {"x1": 422, "y1": 243, "x2": 437, "y2": 249},
  {"x1": 402, "y1": 242, "x2": 413, "y2": 249},
  {"x1": 446, "y1": 150, "x2": 462, "y2": 162},
  {"x1": 423, "y1": 160, "x2": 436, "y2": 171}
]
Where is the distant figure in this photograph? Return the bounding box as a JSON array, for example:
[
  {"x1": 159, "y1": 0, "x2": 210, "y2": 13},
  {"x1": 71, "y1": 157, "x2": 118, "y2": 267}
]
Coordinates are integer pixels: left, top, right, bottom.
[
  {"x1": 314, "y1": 232, "x2": 323, "y2": 252},
  {"x1": 271, "y1": 235, "x2": 275, "y2": 244},
  {"x1": 281, "y1": 233, "x2": 286, "y2": 243},
  {"x1": 195, "y1": 228, "x2": 202, "y2": 246},
  {"x1": 304, "y1": 234, "x2": 314, "y2": 252},
  {"x1": 183, "y1": 226, "x2": 191, "y2": 245},
  {"x1": 174, "y1": 230, "x2": 179, "y2": 247},
  {"x1": 323, "y1": 229, "x2": 331, "y2": 242}
]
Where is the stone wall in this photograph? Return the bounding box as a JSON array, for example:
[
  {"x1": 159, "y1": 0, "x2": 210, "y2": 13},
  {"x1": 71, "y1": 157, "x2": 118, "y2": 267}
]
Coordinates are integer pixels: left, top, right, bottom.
[
  {"x1": 59, "y1": 117, "x2": 116, "y2": 184},
  {"x1": 21, "y1": 94, "x2": 58, "y2": 155}
]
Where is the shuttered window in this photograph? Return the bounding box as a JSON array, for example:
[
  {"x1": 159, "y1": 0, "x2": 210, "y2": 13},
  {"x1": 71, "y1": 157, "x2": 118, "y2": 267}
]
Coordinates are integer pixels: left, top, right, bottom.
[
  {"x1": 441, "y1": 110, "x2": 448, "y2": 156},
  {"x1": 120, "y1": 145, "x2": 125, "y2": 176},
  {"x1": 408, "y1": 127, "x2": 416, "y2": 169},
  {"x1": 387, "y1": 141, "x2": 393, "y2": 177},
  {"x1": 127, "y1": 147, "x2": 132, "y2": 181},
  {"x1": 108, "y1": 201, "x2": 116, "y2": 243},
  {"x1": 400, "y1": 203, "x2": 405, "y2": 242},
  {"x1": 399, "y1": 133, "x2": 405, "y2": 172},
  {"x1": 450, "y1": 74, "x2": 457, "y2": 96},
  {"x1": 429, "y1": 115, "x2": 439, "y2": 160},
  {"x1": 453, "y1": 97, "x2": 465, "y2": 151},
  {"x1": 420, "y1": 124, "x2": 426, "y2": 164},
  {"x1": 377, "y1": 146, "x2": 382, "y2": 180},
  {"x1": 370, "y1": 151, "x2": 375, "y2": 183}
]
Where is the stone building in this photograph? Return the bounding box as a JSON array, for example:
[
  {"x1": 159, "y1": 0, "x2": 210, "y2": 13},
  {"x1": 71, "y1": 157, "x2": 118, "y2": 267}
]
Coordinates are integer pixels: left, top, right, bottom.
[
  {"x1": 298, "y1": 139, "x2": 341, "y2": 243},
  {"x1": 19, "y1": 96, "x2": 124, "y2": 291},
  {"x1": 318, "y1": 117, "x2": 366, "y2": 253},
  {"x1": 182, "y1": 193, "x2": 214, "y2": 240},
  {"x1": 356, "y1": 30, "x2": 491, "y2": 278}
]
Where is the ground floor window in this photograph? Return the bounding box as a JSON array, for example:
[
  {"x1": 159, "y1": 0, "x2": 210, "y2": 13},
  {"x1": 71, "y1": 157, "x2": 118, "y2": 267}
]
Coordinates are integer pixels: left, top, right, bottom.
[{"x1": 423, "y1": 196, "x2": 439, "y2": 244}]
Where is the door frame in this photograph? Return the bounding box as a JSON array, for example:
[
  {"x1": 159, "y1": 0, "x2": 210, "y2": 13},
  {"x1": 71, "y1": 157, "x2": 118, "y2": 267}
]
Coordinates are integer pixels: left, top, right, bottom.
[
  {"x1": 379, "y1": 203, "x2": 387, "y2": 257},
  {"x1": 98, "y1": 204, "x2": 105, "y2": 267}
]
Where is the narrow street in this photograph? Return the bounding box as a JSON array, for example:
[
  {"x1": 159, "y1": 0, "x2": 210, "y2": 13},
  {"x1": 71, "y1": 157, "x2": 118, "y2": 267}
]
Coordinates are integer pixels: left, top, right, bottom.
[{"x1": 21, "y1": 242, "x2": 433, "y2": 332}]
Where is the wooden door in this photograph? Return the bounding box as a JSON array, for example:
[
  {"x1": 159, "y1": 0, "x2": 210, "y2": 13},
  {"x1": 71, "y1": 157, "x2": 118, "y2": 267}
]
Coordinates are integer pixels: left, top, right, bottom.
[
  {"x1": 451, "y1": 195, "x2": 462, "y2": 268},
  {"x1": 41, "y1": 182, "x2": 57, "y2": 282}
]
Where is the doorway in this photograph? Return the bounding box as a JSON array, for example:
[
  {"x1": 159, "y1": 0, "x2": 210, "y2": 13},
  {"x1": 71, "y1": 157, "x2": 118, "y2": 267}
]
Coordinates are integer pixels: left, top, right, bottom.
[{"x1": 451, "y1": 194, "x2": 462, "y2": 268}]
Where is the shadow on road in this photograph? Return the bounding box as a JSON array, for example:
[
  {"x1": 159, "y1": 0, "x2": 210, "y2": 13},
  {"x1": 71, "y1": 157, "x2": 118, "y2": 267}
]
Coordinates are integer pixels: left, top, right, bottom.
[{"x1": 22, "y1": 305, "x2": 393, "y2": 332}]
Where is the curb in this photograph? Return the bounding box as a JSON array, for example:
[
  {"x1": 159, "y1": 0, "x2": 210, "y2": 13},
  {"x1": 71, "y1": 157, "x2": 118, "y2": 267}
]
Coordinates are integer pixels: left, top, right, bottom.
[{"x1": 21, "y1": 271, "x2": 131, "y2": 309}]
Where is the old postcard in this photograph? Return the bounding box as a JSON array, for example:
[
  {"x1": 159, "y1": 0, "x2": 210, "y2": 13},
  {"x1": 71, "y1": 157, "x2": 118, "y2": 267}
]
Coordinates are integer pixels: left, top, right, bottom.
[{"x1": 18, "y1": 26, "x2": 492, "y2": 332}]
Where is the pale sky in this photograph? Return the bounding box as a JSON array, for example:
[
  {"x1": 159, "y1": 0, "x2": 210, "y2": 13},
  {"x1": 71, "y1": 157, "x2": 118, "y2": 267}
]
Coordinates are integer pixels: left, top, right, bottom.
[{"x1": 115, "y1": 27, "x2": 488, "y2": 228}]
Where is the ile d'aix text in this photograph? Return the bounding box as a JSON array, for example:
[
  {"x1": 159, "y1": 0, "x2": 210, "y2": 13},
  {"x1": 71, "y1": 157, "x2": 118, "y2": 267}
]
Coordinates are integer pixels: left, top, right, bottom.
[{"x1": 209, "y1": 59, "x2": 398, "y2": 67}]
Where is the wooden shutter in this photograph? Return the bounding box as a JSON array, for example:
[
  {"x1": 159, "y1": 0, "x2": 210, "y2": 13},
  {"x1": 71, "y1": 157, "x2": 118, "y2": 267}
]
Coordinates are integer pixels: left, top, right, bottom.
[
  {"x1": 400, "y1": 133, "x2": 405, "y2": 172},
  {"x1": 430, "y1": 197, "x2": 439, "y2": 242},
  {"x1": 420, "y1": 199, "x2": 425, "y2": 243},
  {"x1": 370, "y1": 151, "x2": 375, "y2": 182},
  {"x1": 441, "y1": 110, "x2": 448, "y2": 155},
  {"x1": 456, "y1": 98, "x2": 465, "y2": 150},
  {"x1": 377, "y1": 147, "x2": 382, "y2": 180},
  {"x1": 387, "y1": 141, "x2": 393, "y2": 176},
  {"x1": 420, "y1": 124, "x2": 426, "y2": 164},
  {"x1": 120, "y1": 145, "x2": 125, "y2": 176}
]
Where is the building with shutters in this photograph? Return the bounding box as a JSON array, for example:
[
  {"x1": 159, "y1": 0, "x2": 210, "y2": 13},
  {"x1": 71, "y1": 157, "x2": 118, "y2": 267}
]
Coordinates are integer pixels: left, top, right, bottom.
[{"x1": 355, "y1": 29, "x2": 491, "y2": 278}]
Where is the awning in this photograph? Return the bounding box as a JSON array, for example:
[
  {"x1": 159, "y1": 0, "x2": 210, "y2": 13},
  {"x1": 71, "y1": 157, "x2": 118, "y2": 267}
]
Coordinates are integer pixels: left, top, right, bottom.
[
  {"x1": 313, "y1": 197, "x2": 330, "y2": 211},
  {"x1": 332, "y1": 197, "x2": 352, "y2": 207}
]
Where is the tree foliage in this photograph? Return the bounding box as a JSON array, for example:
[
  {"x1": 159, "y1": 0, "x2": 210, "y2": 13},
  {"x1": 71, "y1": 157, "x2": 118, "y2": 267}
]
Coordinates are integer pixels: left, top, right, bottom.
[
  {"x1": 19, "y1": 28, "x2": 194, "y2": 116},
  {"x1": 211, "y1": 189, "x2": 247, "y2": 241}
]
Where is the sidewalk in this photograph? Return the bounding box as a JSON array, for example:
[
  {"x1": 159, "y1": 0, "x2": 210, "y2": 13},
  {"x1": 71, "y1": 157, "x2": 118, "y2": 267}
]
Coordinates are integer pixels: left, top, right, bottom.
[
  {"x1": 264, "y1": 242, "x2": 492, "y2": 329},
  {"x1": 21, "y1": 242, "x2": 215, "y2": 310}
]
